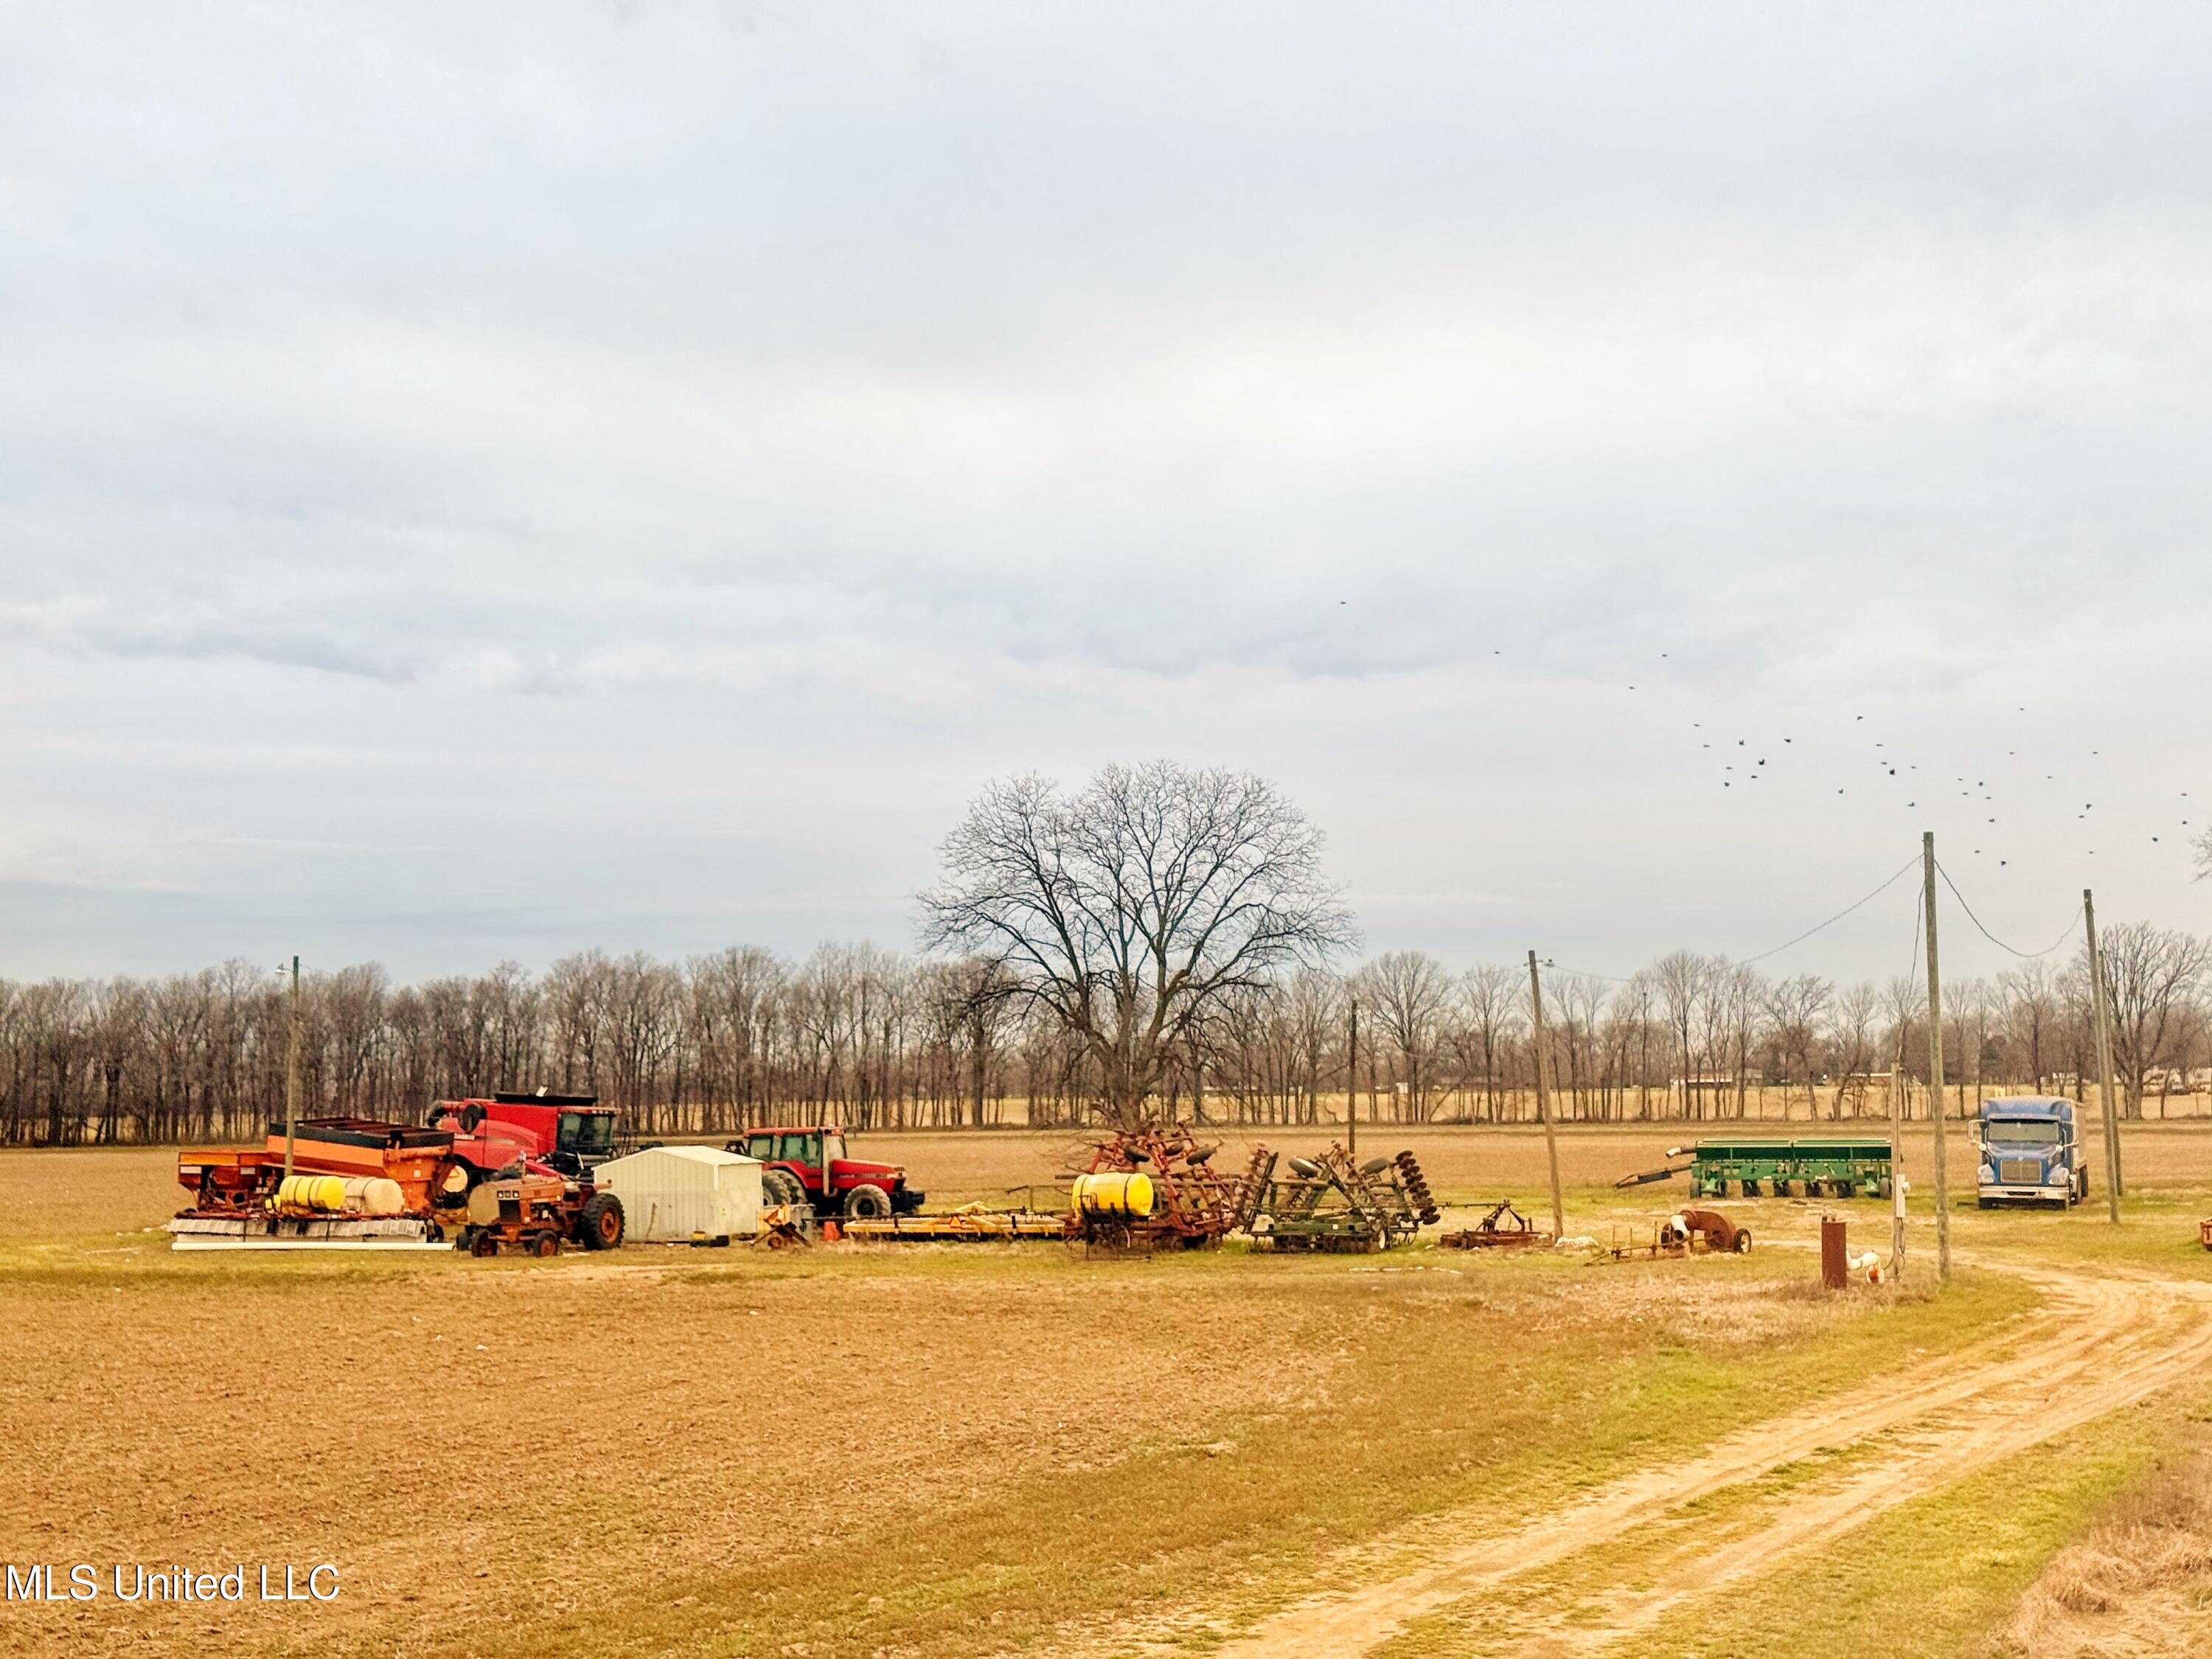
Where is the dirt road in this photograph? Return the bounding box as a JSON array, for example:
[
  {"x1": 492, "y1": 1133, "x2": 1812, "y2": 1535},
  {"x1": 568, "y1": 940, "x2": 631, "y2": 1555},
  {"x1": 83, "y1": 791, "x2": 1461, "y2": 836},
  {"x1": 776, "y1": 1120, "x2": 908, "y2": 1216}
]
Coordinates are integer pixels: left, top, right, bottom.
[{"x1": 1220, "y1": 1262, "x2": 2212, "y2": 1658}]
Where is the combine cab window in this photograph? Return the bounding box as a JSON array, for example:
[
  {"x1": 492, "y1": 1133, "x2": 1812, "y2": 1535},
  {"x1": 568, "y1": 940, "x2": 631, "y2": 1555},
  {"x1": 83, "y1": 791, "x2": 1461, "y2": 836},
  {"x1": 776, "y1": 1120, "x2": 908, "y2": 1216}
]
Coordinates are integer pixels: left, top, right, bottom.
[
  {"x1": 1985, "y1": 1121, "x2": 2062, "y2": 1147},
  {"x1": 557, "y1": 1113, "x2": 616, "y2": 1157}
]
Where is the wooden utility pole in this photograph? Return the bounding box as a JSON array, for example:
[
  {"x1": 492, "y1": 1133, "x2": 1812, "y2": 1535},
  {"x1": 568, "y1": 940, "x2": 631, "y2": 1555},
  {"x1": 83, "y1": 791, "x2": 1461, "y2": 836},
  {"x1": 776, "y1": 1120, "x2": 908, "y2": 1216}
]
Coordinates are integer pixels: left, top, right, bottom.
[
  {"x1": 1346, "y1": 997, "x2": 1359, "y2": 1157},
  {"x1": 1921, "y1": 834, "x2": 1950, "y2": 1283},
  {"x1": 1888, "y1": 1019, "x2": 1907, "y2": 1276},
  {"x1": 2085, "y1": 888, "x2": 2123, "y2": 1220},
  {"x1": 282, "y1": 954, "x2": 302, "y2": 1180},
  {"x1": 1528, "y1": 950, "x2": 1565, "y2": 1240}
]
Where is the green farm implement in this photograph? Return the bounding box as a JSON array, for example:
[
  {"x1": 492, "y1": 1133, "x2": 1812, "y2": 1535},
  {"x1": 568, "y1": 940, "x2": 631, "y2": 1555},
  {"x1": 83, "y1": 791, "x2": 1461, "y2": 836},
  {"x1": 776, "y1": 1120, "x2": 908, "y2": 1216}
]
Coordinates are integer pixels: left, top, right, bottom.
[
  {"x1": 1239, "y1": 1144, "x2": 1440, "y2": 1252},
  {"x1": 1617, "y1": 1137, "x2": 1893, "y2": 1200}
]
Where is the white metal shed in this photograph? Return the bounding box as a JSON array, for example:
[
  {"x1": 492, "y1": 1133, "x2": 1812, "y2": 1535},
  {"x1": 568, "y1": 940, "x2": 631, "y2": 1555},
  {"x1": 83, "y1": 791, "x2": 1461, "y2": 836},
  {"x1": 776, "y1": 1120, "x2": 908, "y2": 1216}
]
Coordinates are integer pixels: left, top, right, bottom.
[{"x1": 592, "y1": 1144, "x2": 762, "y2": 1242}]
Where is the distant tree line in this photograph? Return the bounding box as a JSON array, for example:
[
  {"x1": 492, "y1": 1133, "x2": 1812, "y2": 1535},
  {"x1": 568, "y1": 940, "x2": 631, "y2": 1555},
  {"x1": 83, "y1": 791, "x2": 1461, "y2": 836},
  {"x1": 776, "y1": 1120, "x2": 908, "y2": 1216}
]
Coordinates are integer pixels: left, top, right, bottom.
[
  {"x1": 4, "y1": 925, "x2": 2208, "y2": 1146},
  {"x1": 1256, "y1": 928, "x2": 2212, "y2": 1128}
]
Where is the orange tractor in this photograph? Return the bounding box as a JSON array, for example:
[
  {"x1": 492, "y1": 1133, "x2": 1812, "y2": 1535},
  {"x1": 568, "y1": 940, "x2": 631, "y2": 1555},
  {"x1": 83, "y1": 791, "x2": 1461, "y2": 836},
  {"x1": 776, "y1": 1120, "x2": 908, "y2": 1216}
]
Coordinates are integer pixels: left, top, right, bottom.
[{"x1": 453, "y1": 1158, "x2": 616, "y2": 1256}]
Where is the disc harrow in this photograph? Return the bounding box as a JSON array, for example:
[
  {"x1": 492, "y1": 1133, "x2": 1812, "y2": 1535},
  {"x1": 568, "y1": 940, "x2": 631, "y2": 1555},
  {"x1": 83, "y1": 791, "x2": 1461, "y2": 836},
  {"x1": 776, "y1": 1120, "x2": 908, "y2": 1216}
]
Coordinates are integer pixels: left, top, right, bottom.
[{"x1": 1239, "y1": 1142, "x2": 1440, "y2": 1252}]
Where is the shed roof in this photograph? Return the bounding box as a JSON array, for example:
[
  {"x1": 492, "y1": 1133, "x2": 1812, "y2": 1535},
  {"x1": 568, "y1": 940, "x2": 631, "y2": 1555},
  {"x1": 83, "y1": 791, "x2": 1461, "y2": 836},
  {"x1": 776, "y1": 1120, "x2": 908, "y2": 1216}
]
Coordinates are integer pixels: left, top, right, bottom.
[{"x1": 604, "y1": 1144, "x2": 759, "y2": 1169}]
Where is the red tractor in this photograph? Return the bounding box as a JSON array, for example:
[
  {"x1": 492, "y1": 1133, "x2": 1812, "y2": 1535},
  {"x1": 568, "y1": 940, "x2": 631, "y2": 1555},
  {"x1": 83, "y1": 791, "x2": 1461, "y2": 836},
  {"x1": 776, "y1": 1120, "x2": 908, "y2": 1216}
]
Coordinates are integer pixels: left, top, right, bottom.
[
  {"x1": 428, "y1": 1091, "x2": 618, "y2": 1184},
  {"x1": 724, "y1": 1125, "x2": 925, "y2": 1221}
]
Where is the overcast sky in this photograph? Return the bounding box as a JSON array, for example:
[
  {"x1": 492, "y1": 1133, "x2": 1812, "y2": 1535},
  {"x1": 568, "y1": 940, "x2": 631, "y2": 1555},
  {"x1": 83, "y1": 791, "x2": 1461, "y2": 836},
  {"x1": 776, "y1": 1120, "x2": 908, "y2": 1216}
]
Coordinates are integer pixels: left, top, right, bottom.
[{"x1": 4, "y1": 1, "x2": 2209, "y2": 985}]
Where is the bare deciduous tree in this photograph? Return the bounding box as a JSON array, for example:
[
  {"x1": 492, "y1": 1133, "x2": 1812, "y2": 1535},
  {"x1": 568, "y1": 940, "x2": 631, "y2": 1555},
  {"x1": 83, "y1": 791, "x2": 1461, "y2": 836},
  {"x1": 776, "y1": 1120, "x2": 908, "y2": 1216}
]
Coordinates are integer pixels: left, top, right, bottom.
[
  {"x1": 1652, "y1": 950, "x2": 1708, "y2": 1119},
  {"x1": 2086, "y1": 923, "x2": 2212, "y2": 1119},
  {"x1": 1452, "y1": 964, "x2": 1523, "y2": 1122},
  {"x1": 1997, "y1": 961, "x2": 2062, "y2": 1091},
  {"x1": 918, "y1": 762, "x2": 1354, "y2": 1127},
  {"x1": 1357, "y1": 950, "x2": 1453, "y2": 1123},
  {"x1": 1824, "y1": 981, "x2": 1880, "y2": 1117},
  {"x1": 1763, "y1": 973, "x2": 1832, "y2": 1117}
]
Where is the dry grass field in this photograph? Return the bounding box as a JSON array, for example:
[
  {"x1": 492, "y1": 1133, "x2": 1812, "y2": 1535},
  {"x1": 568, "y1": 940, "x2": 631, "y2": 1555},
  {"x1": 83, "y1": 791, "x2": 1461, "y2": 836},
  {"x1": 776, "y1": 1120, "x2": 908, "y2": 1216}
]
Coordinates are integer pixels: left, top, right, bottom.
[
  {"x1": 842, "y1": 1118, "x2": 2212, "y2": 1207},
  {"x1": 7, "y1": 1127, "x2": 2212, "y2": 1657}
]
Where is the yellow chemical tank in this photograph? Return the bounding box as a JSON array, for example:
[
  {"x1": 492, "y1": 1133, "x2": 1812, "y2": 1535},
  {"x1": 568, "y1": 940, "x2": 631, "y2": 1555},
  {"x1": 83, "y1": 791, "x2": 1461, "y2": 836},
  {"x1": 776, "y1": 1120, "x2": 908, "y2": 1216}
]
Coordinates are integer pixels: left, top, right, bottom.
[
  {"x1": 275, "y1": 1174, "x2": 347, "y2": 1212},
  {"x1": 1071, "y1": 1171, "x2": 1154, "y2": 1220}
]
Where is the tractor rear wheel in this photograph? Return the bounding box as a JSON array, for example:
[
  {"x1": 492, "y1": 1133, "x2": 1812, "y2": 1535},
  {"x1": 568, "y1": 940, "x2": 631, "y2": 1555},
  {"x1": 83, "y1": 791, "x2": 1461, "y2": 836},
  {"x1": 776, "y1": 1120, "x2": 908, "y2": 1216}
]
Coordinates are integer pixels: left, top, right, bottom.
[
  {"x1": 762, "y1": 1169, "x2": 801, "y2": 1208},
  {"x1": 580, "y1": 1192, "x2": 625, "y2": 1251},
  {"x1": 844, "y1": 1183, "x2": 892, "y2": 1221}
]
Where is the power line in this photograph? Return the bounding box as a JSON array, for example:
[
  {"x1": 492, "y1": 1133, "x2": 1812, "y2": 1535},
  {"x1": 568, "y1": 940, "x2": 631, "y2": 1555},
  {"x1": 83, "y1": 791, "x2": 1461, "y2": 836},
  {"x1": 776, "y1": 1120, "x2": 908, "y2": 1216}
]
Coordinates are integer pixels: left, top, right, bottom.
[
  {"x1": 1739, "y1": 855, "x2": 1922, "y2": 966},
  {"x1": 1543, "y1": 852, "x2": 1922, "y2": 984},
  {"x1": 1903, "y1": 880, "x2": 1922, "y2": 992},
  {"x1": 1541, "y1": 962, "x2": 1633, "y2": 985},
  {"x1": 1934, "y1": 861, "x2": 2082, "y2": 959}
]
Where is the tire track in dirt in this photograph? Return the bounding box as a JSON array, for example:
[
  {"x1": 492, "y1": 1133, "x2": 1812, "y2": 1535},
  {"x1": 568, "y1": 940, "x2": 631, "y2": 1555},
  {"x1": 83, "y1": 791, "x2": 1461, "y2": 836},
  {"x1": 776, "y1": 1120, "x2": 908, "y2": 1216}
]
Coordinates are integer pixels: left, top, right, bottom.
[{"x1": 1218, "y1": 1265, "x2": 2212, "y2": 1659}]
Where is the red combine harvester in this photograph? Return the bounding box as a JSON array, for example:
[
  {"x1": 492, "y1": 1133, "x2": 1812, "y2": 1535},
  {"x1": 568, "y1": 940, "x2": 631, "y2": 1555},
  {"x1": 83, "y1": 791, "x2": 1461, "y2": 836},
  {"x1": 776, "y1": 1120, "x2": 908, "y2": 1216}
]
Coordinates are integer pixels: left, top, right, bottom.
[
  {"x1": 427, "y1": 1091, "x2": 619, "y2": 1184},
  {"x1": 723, "y1": 1124, "x2": 925, "y2": 1220}
]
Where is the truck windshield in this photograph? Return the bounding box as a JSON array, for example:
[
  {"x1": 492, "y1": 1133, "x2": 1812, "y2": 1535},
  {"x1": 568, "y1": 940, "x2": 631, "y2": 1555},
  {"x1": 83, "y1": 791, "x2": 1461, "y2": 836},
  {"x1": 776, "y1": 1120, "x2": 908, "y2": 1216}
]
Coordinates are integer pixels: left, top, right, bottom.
[
  {"x1": 1985, "y1": 1121, "x2": 2062, "y2": 1147},
  {"x1": 557, "y1": 1113, "x2": 615, "y2": 1155}
]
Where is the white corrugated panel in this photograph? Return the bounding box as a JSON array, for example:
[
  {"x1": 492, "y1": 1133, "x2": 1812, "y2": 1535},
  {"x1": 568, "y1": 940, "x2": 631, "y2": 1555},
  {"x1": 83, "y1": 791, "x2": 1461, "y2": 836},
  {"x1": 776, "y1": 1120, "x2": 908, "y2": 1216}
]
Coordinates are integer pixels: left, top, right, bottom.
[{"x1": 594, "y1": 1144, "x2": 763, "y2": 1242}]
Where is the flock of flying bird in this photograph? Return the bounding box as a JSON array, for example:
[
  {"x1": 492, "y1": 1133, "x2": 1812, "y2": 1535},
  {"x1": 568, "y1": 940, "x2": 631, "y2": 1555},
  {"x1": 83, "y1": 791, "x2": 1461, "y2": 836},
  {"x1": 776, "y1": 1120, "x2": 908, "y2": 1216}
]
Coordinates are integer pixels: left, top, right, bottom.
[
  {"x1": 1608, "y1": 657, "x2": 2191, "y2": 870},
  {"x1": 1321, "y1": 610, "x2": 2194, "y2": 874}
]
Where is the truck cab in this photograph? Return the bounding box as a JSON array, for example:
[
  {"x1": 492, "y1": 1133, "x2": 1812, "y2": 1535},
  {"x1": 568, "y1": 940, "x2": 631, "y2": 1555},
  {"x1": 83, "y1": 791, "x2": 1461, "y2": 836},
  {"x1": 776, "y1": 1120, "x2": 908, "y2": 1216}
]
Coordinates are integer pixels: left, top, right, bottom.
[
  {"x1": 727, "y1": 1124, "x2": 925, "y2": 1220},
  {"x1": 1975, "y1": 1096, "x2": 2089, "y2": 1209}
]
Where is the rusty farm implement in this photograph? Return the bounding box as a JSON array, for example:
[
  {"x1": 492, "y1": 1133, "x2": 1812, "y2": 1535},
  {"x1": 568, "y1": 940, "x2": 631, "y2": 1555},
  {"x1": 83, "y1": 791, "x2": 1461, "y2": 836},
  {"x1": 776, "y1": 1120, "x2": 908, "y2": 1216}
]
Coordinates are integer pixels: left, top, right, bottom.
[
  {"x1": 1065, "y1": 1126, "x2": 1244, "y2": 1251},
  {"x1": 1235, "y1": 1143, "x2": 1441, "y2": 1253},
  {"x1": 167, "y1": 1115, "x2": 625, "y2": 1253},
  {"x1": 167, "y1": 1119, "x2": 462, "y2": 1251}
]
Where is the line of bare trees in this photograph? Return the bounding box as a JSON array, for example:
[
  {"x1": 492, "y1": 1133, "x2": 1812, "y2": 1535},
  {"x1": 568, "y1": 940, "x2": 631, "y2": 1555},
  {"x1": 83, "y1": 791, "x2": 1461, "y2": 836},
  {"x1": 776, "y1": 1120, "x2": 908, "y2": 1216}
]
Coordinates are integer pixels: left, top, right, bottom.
[
  {"x1": 0, "y1": 947, "x2": 1040, "y2": 1147},
  {"x1": 5, "y1": 925, "x2": 2210, "y2": 1146},
  {"x1": 1199, "y1": 927, "x2": 2211, "y2": 1128}
]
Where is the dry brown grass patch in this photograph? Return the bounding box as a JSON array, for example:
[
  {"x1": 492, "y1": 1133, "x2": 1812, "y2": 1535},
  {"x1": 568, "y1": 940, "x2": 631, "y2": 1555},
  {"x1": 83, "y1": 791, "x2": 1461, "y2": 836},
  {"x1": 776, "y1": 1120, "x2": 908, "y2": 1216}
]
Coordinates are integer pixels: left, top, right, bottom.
[{"x1": 2003, "y1": 1451, "x2": 2212, "y2": 1656}]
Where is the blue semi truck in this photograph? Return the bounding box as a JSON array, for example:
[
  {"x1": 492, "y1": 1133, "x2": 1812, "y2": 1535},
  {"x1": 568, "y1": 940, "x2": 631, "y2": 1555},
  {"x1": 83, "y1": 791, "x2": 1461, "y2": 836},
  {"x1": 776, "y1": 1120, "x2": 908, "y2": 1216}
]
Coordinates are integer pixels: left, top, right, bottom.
[{"x1": 1975, "y1": 1095, "x2": 2090, "y2": 1208}]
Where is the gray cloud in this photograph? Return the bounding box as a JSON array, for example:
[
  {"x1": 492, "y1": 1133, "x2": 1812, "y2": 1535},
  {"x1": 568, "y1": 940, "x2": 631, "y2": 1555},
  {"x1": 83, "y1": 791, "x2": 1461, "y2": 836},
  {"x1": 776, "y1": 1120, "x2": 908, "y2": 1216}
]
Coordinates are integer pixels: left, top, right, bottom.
[{"x1": 4, "y1": 2, "x2": 2210, "y2": 979}]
